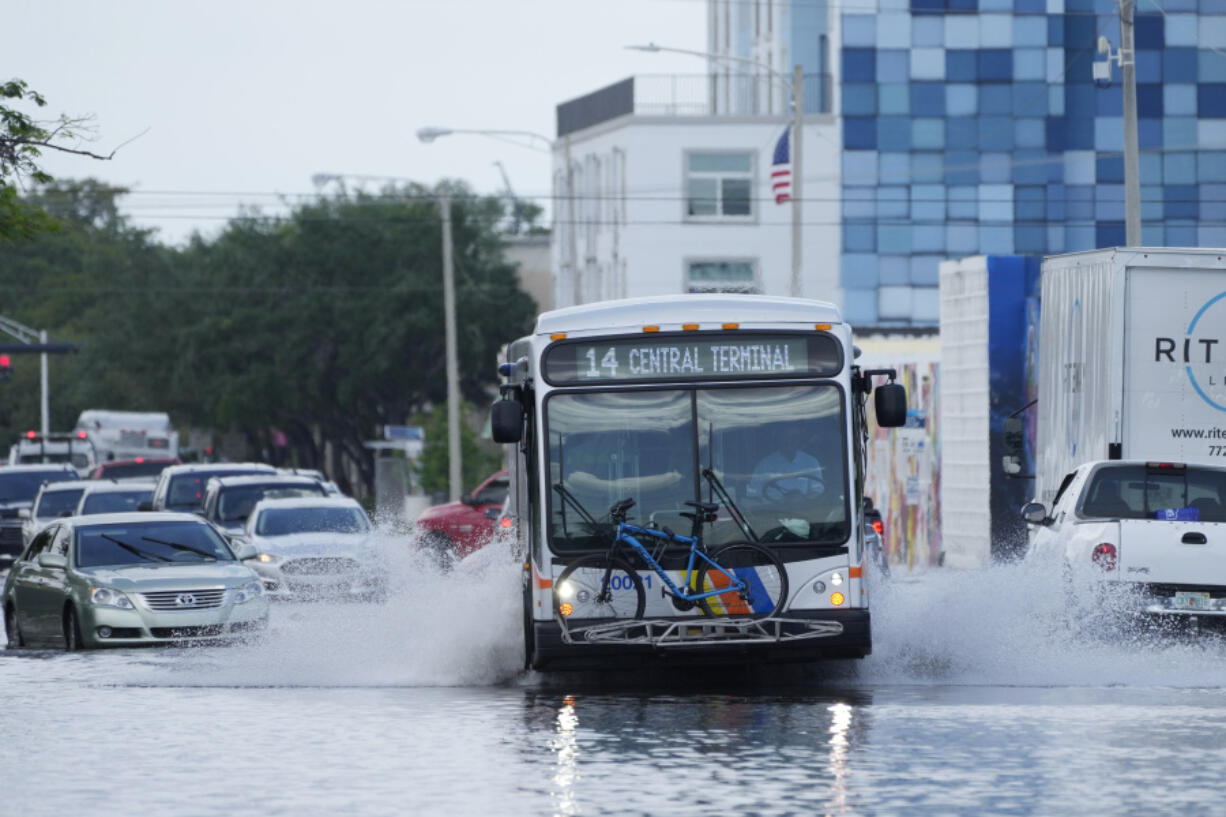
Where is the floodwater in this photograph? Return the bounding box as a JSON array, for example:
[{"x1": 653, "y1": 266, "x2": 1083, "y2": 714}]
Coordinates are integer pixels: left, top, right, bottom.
[{"x1": 3, "y1": 539, "x2": 1226, "y2": 816}]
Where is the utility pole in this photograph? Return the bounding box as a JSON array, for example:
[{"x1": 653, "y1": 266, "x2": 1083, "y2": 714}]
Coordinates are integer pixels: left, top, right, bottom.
[
  {"x1": 440, "y1": 192, "x2": 462, "y2": 502},
  {"x1": 790, "y1": 65, "x2": 804, "y2": 298},
  {"x1": 1120, "y1": 0, "x2": 1142, "y2": 245}
]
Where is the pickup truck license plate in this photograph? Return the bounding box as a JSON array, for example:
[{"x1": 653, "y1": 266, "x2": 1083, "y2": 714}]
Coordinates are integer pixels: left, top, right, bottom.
[{"x1": 1173, "y1": 591, "x2": 1212, "y2": 611}]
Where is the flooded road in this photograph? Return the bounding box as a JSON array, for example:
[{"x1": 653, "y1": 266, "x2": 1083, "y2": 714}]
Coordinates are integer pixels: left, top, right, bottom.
[{"x1": 4, "y1": 544, "x2": 1226, "y2": 816}]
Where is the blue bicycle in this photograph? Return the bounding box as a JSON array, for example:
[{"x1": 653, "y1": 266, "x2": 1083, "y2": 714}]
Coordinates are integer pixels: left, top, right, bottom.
[{"x1": 553, "y1": 497, "x2": 788, "y2": 621}]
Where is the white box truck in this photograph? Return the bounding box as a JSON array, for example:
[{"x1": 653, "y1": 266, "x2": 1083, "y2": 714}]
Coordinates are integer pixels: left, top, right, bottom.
[{"x1": 1031, "y1": 247, "x2": 1226, "y2": 506}]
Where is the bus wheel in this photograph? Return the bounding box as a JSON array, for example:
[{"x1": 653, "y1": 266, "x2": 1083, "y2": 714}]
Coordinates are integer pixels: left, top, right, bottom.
[
  {"x1": 522, "y1": 571, "x2": 537, "y2": 670},
  {"x1": 696, "y1": 543, "x2": 788, "y2": 619},
  {"x1": 554, "y1": 555, "x2": 645, "y2": 620}
]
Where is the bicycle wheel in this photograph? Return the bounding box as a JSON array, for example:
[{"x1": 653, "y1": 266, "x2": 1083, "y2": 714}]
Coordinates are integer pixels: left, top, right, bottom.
[
  {"x1": 694, "y1": 543, "x2": 788, "y2": 618},
  {"x1": 554, "y1": 554, "x2": 646, "y2": 620}
]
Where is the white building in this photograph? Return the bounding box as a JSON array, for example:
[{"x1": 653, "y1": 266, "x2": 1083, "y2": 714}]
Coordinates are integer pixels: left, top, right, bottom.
[{"x1": 550, "y1": 76, "x2": 842, "y2": 311}]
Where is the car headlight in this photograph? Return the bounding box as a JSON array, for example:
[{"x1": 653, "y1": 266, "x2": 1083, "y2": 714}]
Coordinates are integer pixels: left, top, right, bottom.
[
  {"x1": 231, "y1": 580, "x2": 264, "y2": 604},
  {"x1": 255, "y1": 553, "x2": 276, "y2": 564},
  {"x1": 90, "y1": 586, "x2": 134, "y2": 609}
]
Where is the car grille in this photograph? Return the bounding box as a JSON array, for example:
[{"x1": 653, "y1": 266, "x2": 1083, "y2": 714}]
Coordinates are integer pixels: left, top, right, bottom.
[
  {"x1": 140, "y1": 589, "x2": 227, "y2": 610},
  {"x1": 0, "y1": 524, "x2": 22, "y2": 558},
  {"x1": 281, "y1": 557, "x2": 360, "y2": 576}
]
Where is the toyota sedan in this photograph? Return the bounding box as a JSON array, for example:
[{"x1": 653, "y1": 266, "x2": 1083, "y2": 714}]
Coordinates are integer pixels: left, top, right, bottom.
[{"x1": 3, "y1": 512, "x2": 268, "y2": 649}]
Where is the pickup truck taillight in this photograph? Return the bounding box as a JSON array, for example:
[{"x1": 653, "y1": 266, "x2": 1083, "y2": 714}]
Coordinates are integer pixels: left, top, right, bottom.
[
  {"x1": 1092, "y1": 543, "x2": 1117, "y2": 571},
  {"x1": 872, "y1": 519, "x2": 884, "y2": 534}
]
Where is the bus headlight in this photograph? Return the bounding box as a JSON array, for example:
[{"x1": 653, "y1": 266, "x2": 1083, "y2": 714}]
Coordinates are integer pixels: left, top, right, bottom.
[
  {"x1": 830, "y1": 572, "x2": 844, "y2": 586},
  {"x1": 557, "y1": 581, "x2": 576, "y2": 600}
]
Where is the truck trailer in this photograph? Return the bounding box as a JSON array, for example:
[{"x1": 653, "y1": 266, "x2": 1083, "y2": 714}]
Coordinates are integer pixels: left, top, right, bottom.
[{"x1": 1030, "y1": 247, "x2": 1226, "y2": 507}]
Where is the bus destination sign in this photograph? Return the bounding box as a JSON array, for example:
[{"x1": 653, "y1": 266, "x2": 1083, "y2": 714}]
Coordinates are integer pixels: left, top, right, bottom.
[{"x1": 543, "y1": 333, "x2": 841, "y2": 384}]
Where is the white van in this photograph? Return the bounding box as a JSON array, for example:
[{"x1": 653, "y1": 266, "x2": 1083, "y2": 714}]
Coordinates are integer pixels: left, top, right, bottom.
[{"x1": 75, "y1": 410, "x2": 179, "y2": 462}]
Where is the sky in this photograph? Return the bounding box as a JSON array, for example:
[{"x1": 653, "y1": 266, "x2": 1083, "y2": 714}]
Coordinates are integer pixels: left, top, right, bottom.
[{"x1": 10, "y1": 0, "x2": 706, "y2": 245}]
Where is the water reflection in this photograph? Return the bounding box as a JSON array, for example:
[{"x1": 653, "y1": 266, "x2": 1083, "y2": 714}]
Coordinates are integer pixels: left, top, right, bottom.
[
  {"x1": 826, "y1": 702, "x2": 853, "y2": 816},
  {"x1": 550, "y1": 695, "x2": 580, "y2": 817},
  {"x1": 528, "y1": 690, "x2": 873, "y2": 815}
]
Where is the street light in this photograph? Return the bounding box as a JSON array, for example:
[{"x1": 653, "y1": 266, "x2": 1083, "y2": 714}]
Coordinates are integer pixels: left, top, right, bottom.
[
  {"x1": 417, "y1": 125, "x2": 581, "y2": 308},
  {"x1": 627, "y1": 43, "x2": 806, "y2": 298}
]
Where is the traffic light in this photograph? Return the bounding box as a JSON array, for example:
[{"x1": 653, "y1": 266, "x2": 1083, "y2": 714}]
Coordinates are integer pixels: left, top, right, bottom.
[{"x1": 0, "y1": 354, "x2": 10, "y2": 382}]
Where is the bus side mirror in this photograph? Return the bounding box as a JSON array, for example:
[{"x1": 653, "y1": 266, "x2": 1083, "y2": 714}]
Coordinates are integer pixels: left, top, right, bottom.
[
  {"x1": 875, "y1": 383, "x2": 907, "y2": 428},
  {"x1": 490, "y1": 399, "x2": 524, "y2": 444}
]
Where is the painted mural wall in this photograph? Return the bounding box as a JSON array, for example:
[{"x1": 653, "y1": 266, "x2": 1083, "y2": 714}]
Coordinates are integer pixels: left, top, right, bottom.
[{"x1": 863, "y1": 356, "x2": 941, "y2": 571}]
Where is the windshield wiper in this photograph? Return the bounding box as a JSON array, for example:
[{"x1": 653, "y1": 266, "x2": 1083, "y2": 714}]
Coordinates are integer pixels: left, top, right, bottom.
[
  {"x1": 141, "y1": 536, "x2": 218, "y2": 561},
  {"x1": 553, "y1": 482, "x2": 600, "y2": 529},
  {"x1": 101, "y1": 533, "x2": 173, "y2": 563},
  {"x1": 701, "y1": 468, "x2": 759, "y2": 543}
]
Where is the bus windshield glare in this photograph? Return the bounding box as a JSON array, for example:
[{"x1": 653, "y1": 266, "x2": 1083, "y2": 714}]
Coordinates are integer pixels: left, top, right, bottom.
[{"x1": 546, "y1": 384, "x2": 848, "y2": 551}]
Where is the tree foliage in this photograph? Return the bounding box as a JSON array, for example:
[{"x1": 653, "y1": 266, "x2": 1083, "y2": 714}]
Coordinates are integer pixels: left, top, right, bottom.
[
  {"x1": 0, "y1": 179, "x2": 537, "y2": 495},
  {"x1": 1, "y1": 79, "x2": 115, "y2": 241}
]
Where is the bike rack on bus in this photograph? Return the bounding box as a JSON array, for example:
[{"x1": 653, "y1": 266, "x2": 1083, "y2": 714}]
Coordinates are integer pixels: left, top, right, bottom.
[{"x1": 557, "y1": 615, "x2": 844, "y2": 648}]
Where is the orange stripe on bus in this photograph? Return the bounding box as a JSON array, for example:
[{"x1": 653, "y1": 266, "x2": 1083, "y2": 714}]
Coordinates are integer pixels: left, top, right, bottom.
[
  {"x1": 533, "y1": 563, "x2": 553, "y2": 589},
  {"x1": 849, "y1": 566, "x2": 862, "y2": 578}
]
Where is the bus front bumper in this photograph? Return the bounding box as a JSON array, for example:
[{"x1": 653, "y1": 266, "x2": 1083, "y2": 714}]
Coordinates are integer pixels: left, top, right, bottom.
[{"x1": 528, "y1": 608, "x2": 871, "y2": 672}]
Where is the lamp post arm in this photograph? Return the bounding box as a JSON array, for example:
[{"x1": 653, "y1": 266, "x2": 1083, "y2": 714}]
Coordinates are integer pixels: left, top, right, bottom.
[{"x1": 626, "y1": 43, "x2": 793, "y2": 94}]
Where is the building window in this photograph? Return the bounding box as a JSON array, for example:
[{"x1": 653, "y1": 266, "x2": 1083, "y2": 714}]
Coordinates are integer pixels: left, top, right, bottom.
[
  {"x1": 685, "y1": 152, "x2": 754, "y2": 220},
  {"x1": 686, "y1": 260, "x2": 759, "y2": 293}
]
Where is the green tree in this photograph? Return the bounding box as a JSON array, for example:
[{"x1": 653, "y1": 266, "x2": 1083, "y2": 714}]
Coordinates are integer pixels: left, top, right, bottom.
[
  {"x1": 416, "y1": 405, "x2": 504, "y2": 497},
  {"x1": 1, "y1": 79, "x2": 114, "y2": 240}
]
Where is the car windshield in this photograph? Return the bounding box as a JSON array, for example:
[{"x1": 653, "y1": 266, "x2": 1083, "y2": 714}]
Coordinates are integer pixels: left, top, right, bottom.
[
  {"x1": 99, "y1": 461, "x2": 172, "y2": 480},
  {"x1": 255, "y1": 506, "x2": 370, "y2": 536},
  {"x1": 0, "y1": 470, "x2": 77, "y2": 503},
  {"x1": 35, "y1": 488, "x2": 86, "y2": 519},
  {"x1": 218, "y1": 484, "x2": 326, "y2": 522},
  {"x1": 80, "y1": 489, "x2": 154, "y2": 515},
  {"x1": 1082, "y1": 465, "x2": 1226, "y2": 521},
  {"x1": 75, "y1": 521, "x2": 235, "y2": 567},
  {"x1": 166, "y1": 469, "x2": 269, "y2": 510},
  {"x1": 546, "y1": 384, "x2": 849, "y2": 552}
]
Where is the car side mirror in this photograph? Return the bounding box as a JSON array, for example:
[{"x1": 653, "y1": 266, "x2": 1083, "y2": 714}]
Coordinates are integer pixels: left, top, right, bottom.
[
  {"x1": 37, "y1": 552, "x2": 67, "y2": 569},
  {"x1": 58, "y1": 510, "x2": 73, "y2": 518},
  {"x1": 16, "y1": 508, "x2": 29, "y2": 520},
  {"x1": 874, "y1": 382, "x2": 907, "y2": 428},
  {"x1": 490, "y1": 398, "x2": 524, "y2": 444},
  {"x1": 460, "y1": 492, "x2": 477, "y2": 506},
  {"x1": 1021, "y1": 501, "x2": 1051, "y2": 526},
  {"x1": 138, "y1": 500, "x2": 153, "y2": 512}
]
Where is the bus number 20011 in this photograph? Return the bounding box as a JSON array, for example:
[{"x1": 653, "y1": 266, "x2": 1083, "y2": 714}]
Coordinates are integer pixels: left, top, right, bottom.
[{"x1": 607, "y1": 574, "x2": 651, "y2": 590}]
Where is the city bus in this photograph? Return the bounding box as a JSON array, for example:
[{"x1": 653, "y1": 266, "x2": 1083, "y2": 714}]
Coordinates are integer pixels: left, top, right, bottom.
[{"x1": 491, "y1": 294, "x2": 906, "y2": 672}]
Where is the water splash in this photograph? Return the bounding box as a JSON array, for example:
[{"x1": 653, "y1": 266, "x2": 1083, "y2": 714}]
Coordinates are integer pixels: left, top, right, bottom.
[
  {"x1": 861, "y1": 557, "x2": 1226, "y2": 688},
  {"x1": 121, "y1": 528, "x2": 526, "y2": 688}
]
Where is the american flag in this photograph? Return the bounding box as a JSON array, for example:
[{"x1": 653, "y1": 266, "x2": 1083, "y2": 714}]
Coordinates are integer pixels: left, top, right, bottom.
[{"x1": 771, "y1": 126, "x2": 791, "y2": 204}]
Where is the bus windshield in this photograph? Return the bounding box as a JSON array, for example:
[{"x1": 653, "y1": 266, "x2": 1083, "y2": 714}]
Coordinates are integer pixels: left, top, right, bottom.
[{"x1": 546, "y1": 384, "x2": 848, "y2": 552}]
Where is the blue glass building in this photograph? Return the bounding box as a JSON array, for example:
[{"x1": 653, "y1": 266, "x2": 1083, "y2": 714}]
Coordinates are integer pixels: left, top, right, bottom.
[
  {"x1": 838, "y1": 0, "x2": 1226, "y2": 324},
  {"x1": 713, "y1": 0, "x2": 1226, "y2": 324}
]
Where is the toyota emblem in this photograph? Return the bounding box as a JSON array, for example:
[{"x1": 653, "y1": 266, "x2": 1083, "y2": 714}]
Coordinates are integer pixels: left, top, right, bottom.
[{"x1": 174, "y1": 593, "x2": 197, "y2": 607}]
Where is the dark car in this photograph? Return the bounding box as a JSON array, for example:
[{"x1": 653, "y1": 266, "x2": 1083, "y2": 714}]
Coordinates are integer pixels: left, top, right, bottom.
[
  {"x1": 201, "y1": 475, "x2": 329, "y2": 535},
  {"x1": 149, "y1": 463, "x2": 278, "y2": 513},
  {"x1": 414, "y1": 471, "x2": 509, "y2": 560},
  {"x1": 89, "y1": 457, "x2": 180, "y2": 482},
  {"x1": 0, "y1": 465, "x2": 79, "y2": 571}
]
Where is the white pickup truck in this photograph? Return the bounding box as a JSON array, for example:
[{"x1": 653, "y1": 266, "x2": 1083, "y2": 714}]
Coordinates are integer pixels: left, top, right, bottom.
[{"x1": 1023, "y1": 460, "x2": 1226, "y2": 628}]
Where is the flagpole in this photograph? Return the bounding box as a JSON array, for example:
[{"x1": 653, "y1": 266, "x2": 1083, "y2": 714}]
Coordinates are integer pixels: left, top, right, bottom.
[{"x1": 790, "y1": 66, "x2": 803, "y2": 299}]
